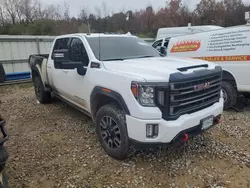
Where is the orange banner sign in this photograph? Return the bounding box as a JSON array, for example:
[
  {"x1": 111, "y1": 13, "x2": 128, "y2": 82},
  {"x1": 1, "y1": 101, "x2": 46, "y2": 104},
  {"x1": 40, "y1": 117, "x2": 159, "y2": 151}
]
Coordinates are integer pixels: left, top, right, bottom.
[
  {"x1": 194, "y1": 55, "x2": 250, "y2": 62},
  {"x1": 170, "y1": 41, "x2": 201, "y2": 53}
]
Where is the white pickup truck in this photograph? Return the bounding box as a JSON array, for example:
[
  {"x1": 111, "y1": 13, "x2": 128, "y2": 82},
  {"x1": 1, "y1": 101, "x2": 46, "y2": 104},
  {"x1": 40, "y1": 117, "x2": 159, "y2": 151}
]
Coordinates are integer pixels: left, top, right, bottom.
[{"x1": 28, "y1": 33, "x2": 223, "y2": 160}]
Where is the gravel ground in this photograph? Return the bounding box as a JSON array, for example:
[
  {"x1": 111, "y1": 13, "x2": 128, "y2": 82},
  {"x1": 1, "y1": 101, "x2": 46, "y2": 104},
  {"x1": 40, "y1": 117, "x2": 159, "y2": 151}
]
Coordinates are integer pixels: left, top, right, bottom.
[{"x1": 0, "y1": 83, "x2": 250, "y2": 188}]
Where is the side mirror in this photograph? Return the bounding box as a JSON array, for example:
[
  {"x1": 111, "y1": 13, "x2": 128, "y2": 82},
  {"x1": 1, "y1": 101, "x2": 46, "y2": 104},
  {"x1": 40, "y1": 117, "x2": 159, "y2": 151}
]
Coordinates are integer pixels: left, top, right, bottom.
[
  {"x1": 160, "y1": 46, "x2": 167, "y2": 56},
  {"x1": 53, "y1": 49, "x2": 83, "y2": 70}
]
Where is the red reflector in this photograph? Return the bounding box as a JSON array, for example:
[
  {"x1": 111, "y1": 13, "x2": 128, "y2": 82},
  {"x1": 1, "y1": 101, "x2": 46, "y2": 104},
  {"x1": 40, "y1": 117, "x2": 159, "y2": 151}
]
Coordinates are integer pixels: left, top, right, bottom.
[
  {"x1": 215, "y1": 117, "x2": 221, "y2": 124},
  {"x1": 181, "y1": 134, "x2": 189, "y2": 142}
]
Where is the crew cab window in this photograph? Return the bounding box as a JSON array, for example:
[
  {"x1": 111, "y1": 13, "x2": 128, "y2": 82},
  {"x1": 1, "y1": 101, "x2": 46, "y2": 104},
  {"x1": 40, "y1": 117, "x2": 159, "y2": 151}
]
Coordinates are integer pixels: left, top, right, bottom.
[
  {"x1": 52, "y1": 38, "x2": 70, "y2": 60},
  {"x1": 69, "y1": 38, "x2": 89, "y2": 65},
  {"x1": 53, "y1": 38, "x2": 70, "y2": 50}
]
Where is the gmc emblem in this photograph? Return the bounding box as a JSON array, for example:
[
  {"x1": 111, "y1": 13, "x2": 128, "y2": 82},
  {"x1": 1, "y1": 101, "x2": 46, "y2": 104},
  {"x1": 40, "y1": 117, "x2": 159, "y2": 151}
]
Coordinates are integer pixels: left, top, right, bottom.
[{"x1": 194, "y1": 82, "x2": 211, "y2": 91}]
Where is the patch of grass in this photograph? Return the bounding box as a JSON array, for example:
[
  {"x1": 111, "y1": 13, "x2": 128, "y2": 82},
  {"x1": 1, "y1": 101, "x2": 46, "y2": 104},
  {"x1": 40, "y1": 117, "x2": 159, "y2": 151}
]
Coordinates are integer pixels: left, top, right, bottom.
[
  {"x1": 18, "y1": 82, "x2": 33, "y2": 89},
  {"x1": 0, "y1": 82, "x2": 33, "y2": 90}
]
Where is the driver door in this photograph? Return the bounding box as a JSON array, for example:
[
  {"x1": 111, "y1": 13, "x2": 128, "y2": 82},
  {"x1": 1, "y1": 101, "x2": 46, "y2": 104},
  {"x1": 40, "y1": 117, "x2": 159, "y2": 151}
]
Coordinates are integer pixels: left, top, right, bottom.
[{"x1": 49, "y1": 37, "x2": 71, "y2": 96}]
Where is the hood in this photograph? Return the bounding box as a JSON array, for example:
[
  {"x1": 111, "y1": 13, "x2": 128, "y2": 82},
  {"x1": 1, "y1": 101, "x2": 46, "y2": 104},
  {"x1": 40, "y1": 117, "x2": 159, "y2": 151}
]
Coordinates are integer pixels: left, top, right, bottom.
[{"x1": 103, "y1": 56, "x2": 216, "y2": 82}]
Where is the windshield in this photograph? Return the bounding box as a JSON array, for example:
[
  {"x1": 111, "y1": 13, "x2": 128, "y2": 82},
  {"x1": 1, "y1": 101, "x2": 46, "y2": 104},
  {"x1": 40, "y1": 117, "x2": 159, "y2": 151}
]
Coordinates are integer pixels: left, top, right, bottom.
[{"x1": 86, "y1": 36, "x2": 160, "y2": 61}]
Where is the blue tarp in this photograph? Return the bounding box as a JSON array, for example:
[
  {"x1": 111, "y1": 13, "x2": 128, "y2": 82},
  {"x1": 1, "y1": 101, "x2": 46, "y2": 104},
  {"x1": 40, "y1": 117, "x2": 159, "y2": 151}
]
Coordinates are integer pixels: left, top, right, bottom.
[{"x1": 6, "y1": 72, "x2": 31, "y2": 81}]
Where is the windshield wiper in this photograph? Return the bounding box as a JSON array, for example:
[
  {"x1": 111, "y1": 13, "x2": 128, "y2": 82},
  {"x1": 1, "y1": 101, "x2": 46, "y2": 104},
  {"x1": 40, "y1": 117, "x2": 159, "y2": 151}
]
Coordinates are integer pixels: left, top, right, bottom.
[{"x1": 102, "y1": 58, "x2": 124, "y2": 61}]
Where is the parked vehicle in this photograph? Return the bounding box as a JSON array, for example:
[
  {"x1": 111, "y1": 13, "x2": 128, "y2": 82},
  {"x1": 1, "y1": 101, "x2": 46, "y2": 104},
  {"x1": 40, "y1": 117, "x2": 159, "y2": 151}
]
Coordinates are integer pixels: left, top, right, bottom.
[
  {"x1": 0, "y1": 64, "x2": 6, "y2": 83},
  {"x1": 28, "y1": 33, "x2": 223, "y2": 160},
  {"x1": 152, "y1": 24, "x2": 250, "y2": 110},
  {"x1": 156, "y1": 25, "x2": 223, "y2": 41},
  {"x1": 0, "y1": 116, "x2": 9, "y2": 188}
]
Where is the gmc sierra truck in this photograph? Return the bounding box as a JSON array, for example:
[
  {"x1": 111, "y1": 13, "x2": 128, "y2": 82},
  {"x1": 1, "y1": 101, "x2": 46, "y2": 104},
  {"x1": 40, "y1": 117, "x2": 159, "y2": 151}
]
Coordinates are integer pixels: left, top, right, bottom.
[{"x1": 28, "y1": 33, "x2": 223, "y2": 160}]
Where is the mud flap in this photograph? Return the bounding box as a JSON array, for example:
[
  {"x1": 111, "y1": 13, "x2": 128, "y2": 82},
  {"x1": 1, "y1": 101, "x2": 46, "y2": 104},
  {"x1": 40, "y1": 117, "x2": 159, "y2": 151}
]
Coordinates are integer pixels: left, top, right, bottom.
[{"x1": 232, "y1": 95, "x2": 248, "y2": 112}]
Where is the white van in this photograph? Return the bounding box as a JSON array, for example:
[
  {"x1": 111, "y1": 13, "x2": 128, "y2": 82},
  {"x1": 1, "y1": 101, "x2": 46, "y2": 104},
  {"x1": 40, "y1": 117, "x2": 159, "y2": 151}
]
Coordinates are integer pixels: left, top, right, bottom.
[
  {"x1": 152, "y1": 24, "x2": 250, "y2": 110},
  {"x1": 156, "y1": 25, "x2": 223, "y2": 41}
]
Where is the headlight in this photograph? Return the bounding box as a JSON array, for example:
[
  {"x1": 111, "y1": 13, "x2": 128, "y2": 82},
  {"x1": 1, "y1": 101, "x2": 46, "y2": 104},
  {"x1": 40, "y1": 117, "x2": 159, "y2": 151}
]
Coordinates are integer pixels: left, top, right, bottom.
[{"x1": 131, "y1": 81, "x2": 168, "y2": 107}]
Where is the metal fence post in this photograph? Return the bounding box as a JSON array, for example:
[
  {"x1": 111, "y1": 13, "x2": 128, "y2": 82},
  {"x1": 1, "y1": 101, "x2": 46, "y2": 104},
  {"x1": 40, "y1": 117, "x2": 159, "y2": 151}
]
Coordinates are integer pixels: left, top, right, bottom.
[{"x1": 36, "y1": 37, "x2": 40, "y2": 55}]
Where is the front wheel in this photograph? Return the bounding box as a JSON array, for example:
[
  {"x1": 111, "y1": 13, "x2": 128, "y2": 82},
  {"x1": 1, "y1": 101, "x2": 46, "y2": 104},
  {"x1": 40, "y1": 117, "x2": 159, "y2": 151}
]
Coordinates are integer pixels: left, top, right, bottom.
[
  {"x1": 221, "y1": 81, "x2": 237, "y2": 110},
  {"x1": 95, "y1": 104, "x2": 129, "y2": 160}
]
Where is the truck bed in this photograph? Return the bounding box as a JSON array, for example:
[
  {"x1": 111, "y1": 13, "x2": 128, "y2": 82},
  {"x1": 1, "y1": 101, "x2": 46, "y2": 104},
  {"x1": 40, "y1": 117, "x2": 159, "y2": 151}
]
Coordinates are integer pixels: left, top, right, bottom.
[
  {"x1": 28, "y1": 54, "x2": 50, "y2": 85},
  {"x1": 29, "y1": 54, "x2": 49, "y2": 65}
]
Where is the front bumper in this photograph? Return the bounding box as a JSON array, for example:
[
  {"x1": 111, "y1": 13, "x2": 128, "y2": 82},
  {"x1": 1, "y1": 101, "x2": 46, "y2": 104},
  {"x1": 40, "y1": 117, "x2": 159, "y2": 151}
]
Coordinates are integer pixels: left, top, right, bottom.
[{"x1": 126, "y1": 97, "x2": 223, "y2": 144}]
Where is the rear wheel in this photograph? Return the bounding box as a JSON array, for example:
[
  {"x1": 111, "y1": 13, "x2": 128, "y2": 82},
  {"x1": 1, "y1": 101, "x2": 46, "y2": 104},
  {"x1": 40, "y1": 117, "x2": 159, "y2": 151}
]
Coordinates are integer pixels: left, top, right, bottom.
[
  {"x1": 0, "y1": 170, "x2": 8, "y2": 188},
  {"x1": 222, "y1": 81, "x2": 237, "y2": 110},
  {"x1": 34, "y1": 76, "x2": 51, "y2": 103},
  {"x1": 0, "y1": 146, "x2": 8, "y2": 188},
  {"x1": 95, "y1": 104, "x2": 129, "y2": 160},
  {"x1": 0, "y1": 64, "x2": 6, "y2": 83}
]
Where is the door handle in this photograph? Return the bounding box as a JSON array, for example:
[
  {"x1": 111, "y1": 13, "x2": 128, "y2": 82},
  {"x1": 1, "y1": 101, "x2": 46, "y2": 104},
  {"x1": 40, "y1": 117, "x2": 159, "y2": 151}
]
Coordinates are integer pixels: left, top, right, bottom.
[{"x1": 63, "y1": 70, "x2": 68, "y2": 73}]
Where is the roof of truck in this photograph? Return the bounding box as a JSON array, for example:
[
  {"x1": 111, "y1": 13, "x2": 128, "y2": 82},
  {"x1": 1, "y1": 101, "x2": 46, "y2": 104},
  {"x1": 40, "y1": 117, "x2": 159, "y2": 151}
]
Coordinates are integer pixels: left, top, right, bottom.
[{"x1": 56, "y1": 33, "x2": 135, "y2": 39}]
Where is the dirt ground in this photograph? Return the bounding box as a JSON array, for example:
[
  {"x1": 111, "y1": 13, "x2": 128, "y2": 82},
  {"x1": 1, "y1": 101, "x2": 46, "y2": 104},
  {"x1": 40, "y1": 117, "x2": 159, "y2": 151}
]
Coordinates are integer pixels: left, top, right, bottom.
[{"x1": 0, "y1": 83, "x2": 250, "y2": 188}]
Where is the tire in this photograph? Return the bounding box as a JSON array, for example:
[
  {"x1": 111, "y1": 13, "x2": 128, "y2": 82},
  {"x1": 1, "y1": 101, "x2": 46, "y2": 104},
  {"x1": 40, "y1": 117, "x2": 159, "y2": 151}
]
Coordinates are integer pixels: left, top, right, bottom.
[
  {"x1": 0, "y1": 146, "x2": 8, "y2": 188},
  {"x1": 222, "y1": 81, "x2": 237, "y2": 110},
  {"x1": 0, "y1": 64, "x2": 6, "y2": 83},
  {"x1": 33, "y1": 76, "x2": 51, "y2": 103},
  {"x1": 95, "y1": 104, "x2": 129, "y2": 160},
  {"x1": 0, "y1": 146, "x2": 8, "y2": 173},
  {"x1": 0, "y1": 170, "x2": 8, "y2": 188}
]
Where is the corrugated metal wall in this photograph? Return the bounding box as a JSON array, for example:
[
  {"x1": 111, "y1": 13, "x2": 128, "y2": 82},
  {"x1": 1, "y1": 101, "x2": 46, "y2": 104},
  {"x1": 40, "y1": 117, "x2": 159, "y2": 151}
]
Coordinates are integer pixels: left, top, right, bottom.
[
  {"x1": 0, "y1": 35, "x2": 154, "y2": 74},
  {"x1": 0, "y1": 35, "x2": 55, "y2": 73}
]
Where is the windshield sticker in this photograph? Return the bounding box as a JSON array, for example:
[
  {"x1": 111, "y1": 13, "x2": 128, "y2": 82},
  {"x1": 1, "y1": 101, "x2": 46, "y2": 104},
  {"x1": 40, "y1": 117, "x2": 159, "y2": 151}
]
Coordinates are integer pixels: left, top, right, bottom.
[{"x1": 170, "y1": 40, "x2": 201, "y2": 53}]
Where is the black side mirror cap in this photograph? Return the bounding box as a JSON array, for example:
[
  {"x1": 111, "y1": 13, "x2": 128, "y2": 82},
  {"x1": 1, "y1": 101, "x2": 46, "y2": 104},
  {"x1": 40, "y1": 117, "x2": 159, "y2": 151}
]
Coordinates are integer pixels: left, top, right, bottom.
[{"x1": 77, "y1": 67, "x2": 87, "y2": 75}]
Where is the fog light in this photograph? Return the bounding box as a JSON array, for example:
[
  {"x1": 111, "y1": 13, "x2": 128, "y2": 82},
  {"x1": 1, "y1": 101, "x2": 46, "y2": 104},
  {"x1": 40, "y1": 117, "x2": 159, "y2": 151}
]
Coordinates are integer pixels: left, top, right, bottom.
[{"x1": 146, "y1": 124, "x2": 159, "y2": 138}]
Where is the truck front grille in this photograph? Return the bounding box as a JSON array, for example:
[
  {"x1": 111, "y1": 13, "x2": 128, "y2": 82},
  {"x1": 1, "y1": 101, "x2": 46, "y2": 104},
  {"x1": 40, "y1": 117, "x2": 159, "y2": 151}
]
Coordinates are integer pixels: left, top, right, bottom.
[
  {"x1": 155, "y1": 66, "x2": 222, "y2": 120},
  {"x1": 169, "y1": 74, "x2": 221, "y2": 116}
]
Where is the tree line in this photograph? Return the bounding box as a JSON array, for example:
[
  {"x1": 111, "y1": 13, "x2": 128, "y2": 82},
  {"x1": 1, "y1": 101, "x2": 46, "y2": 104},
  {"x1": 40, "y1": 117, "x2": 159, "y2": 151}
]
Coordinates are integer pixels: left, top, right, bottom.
[{"x1": 0, "y1": 0, "x2": 249, "y2": 37}]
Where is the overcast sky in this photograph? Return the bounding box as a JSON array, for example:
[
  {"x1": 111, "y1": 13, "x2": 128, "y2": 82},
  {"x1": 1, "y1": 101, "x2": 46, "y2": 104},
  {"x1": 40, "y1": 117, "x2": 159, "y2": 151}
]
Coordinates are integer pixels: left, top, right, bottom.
[
  {"x1": 0, "y1": 0, "x2": 249, "y2": 17},
  {"x1": 39, "y1": 0, "x2": 198, "y2": 16}
]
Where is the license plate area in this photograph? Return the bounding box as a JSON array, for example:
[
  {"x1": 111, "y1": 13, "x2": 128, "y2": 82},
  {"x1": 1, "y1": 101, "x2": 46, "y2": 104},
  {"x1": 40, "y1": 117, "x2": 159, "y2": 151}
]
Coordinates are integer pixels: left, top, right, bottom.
[{"x1": 201, "y1": 116, "x2": 214, "y2": 130}]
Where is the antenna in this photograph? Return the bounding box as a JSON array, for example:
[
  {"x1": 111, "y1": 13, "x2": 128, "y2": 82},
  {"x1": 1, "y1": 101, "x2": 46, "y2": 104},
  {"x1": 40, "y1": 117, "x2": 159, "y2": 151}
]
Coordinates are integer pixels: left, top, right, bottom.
[
  {"x1": 99, "y1": 33, "x2": 101, "y2": 60},
  {"x1": 87, "y1": 19, "x2": 91, "y2": 34},
  {"x1": 98, "y1": 17, "x2": 102, "y2": 61}
]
